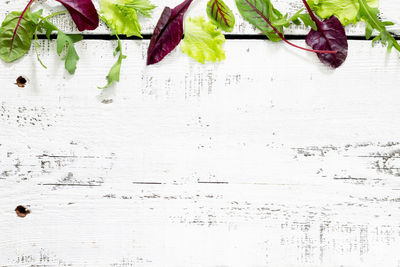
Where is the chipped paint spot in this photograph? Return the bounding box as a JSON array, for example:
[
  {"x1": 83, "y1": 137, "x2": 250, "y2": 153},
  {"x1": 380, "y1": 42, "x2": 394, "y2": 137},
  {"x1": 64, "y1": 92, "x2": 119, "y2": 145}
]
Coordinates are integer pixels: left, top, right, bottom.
[
  {"x1": 373, "y1": 149, "x2": 400, "y2": 176},
  {"x1": 101, "y1": 99, "x2": 113, "y2": 104}
]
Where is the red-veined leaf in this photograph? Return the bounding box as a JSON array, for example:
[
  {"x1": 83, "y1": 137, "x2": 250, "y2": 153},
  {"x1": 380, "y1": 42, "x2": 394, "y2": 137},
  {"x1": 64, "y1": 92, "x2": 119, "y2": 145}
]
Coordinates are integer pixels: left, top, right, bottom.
[{"x1": 207, "y1": 0, "x2": 235, "y2": 32}]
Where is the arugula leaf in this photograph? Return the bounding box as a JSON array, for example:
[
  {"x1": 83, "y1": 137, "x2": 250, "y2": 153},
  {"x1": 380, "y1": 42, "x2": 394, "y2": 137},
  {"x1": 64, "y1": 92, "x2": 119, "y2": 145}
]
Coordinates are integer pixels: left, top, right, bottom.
[
  {"x1": 26, "y1": 9, "x2": 43, "y2": 24},
  {"x1": 0, "y1": 10, "x2": 41, "y2": 62},
  {"x1": 306, "y1": 0, "x2": 378, "y2": 25},
  {"x1": 207, "y1": 0, "x2": 235, "y2": 32},
  {"x1": 100, "y1": 40, "x2": 126, "y2": 89},
  {"x1": 32, "y1": 11, "x2": 66, "y2": 69},
  {"x1": 99, "y1": 16, "x2": 127, "y2": 89},
  {"x1": 38, "y1": 20, "x2": 59, "y2": 40},
  {"x1": 100, "y1": 0, "x2": 156, "y2": 37},
  {"x1": 147, "y1": 0, "x2": 193, "y2": 65},
  {"x1": 30, "y1": 11, "x2": 83, "y2": 74},
  {"x1": 357, "y1": 0, "x2": 400, "y2": 52},
  {"x1": 290, "y1": 11, "x2": 317, "y2": 31},
  {"x1": 181, "y1": 17, "x2": 225, "y2": 63},
  {"x1": 57, "y1": 32, "x2": 83, "y2": 74}
]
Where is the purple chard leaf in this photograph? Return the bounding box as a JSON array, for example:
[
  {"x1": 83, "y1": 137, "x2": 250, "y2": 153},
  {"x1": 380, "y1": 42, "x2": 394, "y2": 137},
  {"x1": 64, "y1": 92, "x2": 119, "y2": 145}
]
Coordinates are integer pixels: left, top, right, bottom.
[
  {"x1": 147, "y1": 0, "x2": 193, "y2": 65},
  {"x1": 56, "y1": 0, "x2": 99, "y2": 31},
  {"x1": 302, "y1": 0, "x2": 348, "y2": 68}
]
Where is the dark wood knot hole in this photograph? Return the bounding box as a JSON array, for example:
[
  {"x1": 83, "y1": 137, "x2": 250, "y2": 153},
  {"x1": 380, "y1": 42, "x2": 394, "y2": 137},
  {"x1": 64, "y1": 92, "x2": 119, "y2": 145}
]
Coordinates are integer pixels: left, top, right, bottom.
[
  {"x1": 16, "y1": 76, "x2": 27, "y2": 87},
  {"x1": 15, "y1": 205, "x2": 30, "y2": 218}
]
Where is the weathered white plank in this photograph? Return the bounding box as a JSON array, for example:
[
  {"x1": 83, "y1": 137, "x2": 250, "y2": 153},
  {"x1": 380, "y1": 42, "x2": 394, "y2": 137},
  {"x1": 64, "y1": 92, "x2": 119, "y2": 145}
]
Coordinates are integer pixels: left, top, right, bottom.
[
  {"x1": 1, "y1": 39, "x2": 400, "y2": 266},
  {"x1": 1, "y1": 0, "x2": 399, "y2": 36},
  {"x1": 1, "y1": 184, "x2": 400, "y2": 266}
]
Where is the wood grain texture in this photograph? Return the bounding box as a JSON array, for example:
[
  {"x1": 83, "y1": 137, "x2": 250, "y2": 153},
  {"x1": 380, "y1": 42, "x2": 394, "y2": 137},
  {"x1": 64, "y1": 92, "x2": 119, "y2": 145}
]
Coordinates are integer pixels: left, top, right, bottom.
[
  {"x1": 1, "y1": 0, "x2": 400, "y2": 266},
  {"x1": 0, "y1": 0, "x2": 399, "y2": 36},
  {"x1": 1, "y1": 36, "x2": 400, "y2": 266}
]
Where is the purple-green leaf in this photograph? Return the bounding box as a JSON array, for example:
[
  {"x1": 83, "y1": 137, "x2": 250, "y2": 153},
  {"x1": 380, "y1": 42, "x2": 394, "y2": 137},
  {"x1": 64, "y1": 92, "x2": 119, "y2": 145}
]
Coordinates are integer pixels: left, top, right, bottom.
[
  {"x1": 147, "y1": 0, "x2": 193, "y2": 65},
  {"x1": 302, "y1": 0, "x2": 348, "y2": 68}
]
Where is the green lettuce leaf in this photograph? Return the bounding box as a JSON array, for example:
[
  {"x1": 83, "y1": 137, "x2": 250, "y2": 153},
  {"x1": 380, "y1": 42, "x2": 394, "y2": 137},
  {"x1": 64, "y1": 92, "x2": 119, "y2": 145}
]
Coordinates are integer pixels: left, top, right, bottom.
[
  {"x1": 181, "y1": 17, "x2": 225, "y2": 63},
  {"x1": 306, "y1": 0, "x2": 378, "y2": 25},
  {"x1": 100, "y1": 0, "x2": 156, "y2": 37}
]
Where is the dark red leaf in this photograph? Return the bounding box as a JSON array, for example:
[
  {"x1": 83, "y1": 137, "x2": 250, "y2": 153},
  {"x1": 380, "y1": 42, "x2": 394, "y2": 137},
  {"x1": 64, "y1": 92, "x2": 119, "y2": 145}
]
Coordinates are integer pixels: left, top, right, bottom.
[
  {"x1": 306, "y1": 16, "x2": 348, "y2": 68},
  {"x1": 56, "y1": 0, "x2": 99, "y2": 31},
  {"x1": 147, "y1": 0, "x2": 193, "y2": 65},
  {"x1": 302, "y1": 0, "x2": 348, "y2": 68}
]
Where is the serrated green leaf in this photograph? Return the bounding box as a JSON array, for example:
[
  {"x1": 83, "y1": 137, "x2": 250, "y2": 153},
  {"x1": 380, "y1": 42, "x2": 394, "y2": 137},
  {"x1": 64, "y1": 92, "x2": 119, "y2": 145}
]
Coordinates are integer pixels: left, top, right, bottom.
[
  {"x1": 100, "y1": 0, "x2": 156, "y2": 37},
  {"x1": 56, "y1": 31, "x2": 83, "y2": 74},
  {"x1": 290, "y1": 11, "x2": 317, "y2": 31},
  {"x1": 357, "y1": 0, "x2": 400, "y2": 52},
  {"x1": 99, "y1": 17, "x2": 127, "y2": 89},
  {"x1": 99, "y1": 44, "x2": 127, "y2": 89},
  {"x1": 63, "y1": 44, "x2": 79, "y2": 73},
  {"x1": 207, "y1": 0, "x2": 235, "y2": 32},
  {"x1": 33, "y1": 13, "x2": 65, "y2": 69},
  {"x1": 181, "y1": 16, "x2": 225, "y2": 63},
  {"x1": 306, "y1": 0, "x2": 378, "y2": 26},
  {"x1": 365, "y1": 22, "x2": 373, "y2": 39},
  {"x1": 40, "y1": 20, "x2": 58, "y2": 39},
  {"x1": 0, "y1": 10, "x2": 41, "y2": 62},
  {"x1": 26, "y1": 9, "x2": 43, "y2": 24}
]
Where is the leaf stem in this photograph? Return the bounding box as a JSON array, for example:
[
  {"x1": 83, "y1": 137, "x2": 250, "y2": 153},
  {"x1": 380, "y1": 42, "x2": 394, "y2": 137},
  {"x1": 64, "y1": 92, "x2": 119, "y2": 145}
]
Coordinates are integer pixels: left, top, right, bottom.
[
  {"x1": 34, "y1": 10, "x2": 68, "y2": 68},
  {"x1": 11, "y1": 0, "x2": 35, "y2": 52},
  {"x1": 98, "y1": 15, "x2": 126, "y2": 89},
  {"x1": 41, "y1": 10, "x2": 68, "y2": 22},
  {"x1": 301, "y1": 0, "x2": 322, "y2": 28},
  {"x1": 35, "y1": 10, "x2": 67, "y2": 40},
  {"x1": 244, "y1": 0, "x2": 336, "y2": 54}
]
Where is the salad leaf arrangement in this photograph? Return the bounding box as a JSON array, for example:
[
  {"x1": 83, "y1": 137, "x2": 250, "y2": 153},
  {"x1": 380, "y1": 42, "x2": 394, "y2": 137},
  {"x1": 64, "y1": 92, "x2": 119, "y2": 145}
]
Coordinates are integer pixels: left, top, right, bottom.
[{"x1": 0, "y1": 0, "x2": 399, "y2": 89}]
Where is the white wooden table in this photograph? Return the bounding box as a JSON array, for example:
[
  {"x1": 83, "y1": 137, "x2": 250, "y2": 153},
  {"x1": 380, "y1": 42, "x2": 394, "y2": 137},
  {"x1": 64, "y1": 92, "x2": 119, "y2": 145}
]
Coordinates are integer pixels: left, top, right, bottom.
[{"x1": 1, "y1": 0, "x2": 400, "y2": 266}]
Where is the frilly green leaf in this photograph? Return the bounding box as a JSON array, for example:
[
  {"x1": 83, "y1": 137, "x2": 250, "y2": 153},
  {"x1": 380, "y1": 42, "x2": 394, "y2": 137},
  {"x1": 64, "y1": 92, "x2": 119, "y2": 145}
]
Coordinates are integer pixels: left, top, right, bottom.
[
  {"x1": 181, "y1": 16, "x2": 226, "y2": 63},
  {"x1": 306, "y1": 0, "x2": 378, "y2": 25},
  {"x1": 100, "y1": 0, "x2": 156, "y2": 37}
]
